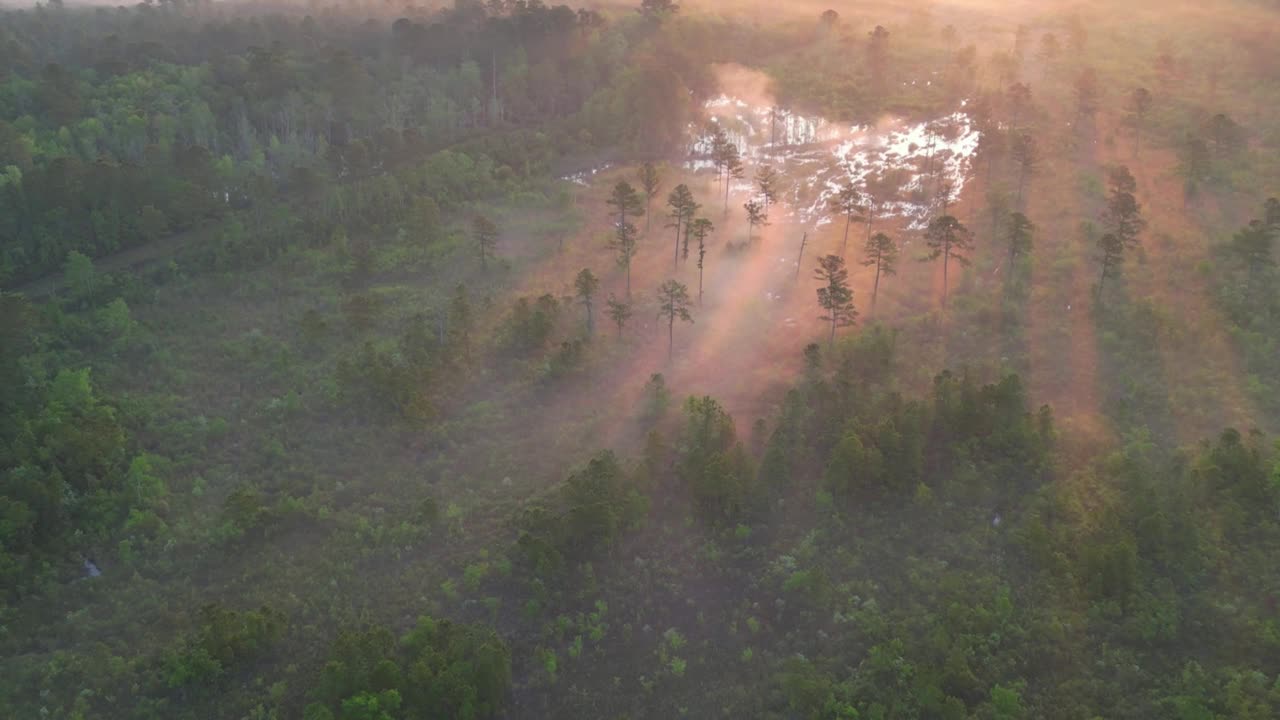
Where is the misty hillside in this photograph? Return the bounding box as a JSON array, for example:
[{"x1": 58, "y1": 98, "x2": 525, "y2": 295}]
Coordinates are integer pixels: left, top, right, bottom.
[{"x1": 2, "y1": 0, "x2": 1280, "y2": 718}]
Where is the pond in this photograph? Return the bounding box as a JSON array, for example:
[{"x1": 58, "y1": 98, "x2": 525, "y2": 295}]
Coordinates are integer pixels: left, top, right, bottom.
[{"x1": 689, "y1": 95, "x2": 981, "y2": 230}]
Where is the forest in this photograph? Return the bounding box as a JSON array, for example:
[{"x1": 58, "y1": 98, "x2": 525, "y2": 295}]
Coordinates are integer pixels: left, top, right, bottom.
[{"x1": 1, "y1": 0, "x2": 1279, "y2": 717}]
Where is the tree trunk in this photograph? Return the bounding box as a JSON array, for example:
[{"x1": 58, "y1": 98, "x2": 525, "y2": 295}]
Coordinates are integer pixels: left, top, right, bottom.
[
  {"x1": 872, "y1": 260, "x2": 881, "y2": 311},
  {"x1": 673, "y1": 217, "x2": 682, "y2": 270},
  {"x1": 942, "y1": 246, "x2": 950, "y2": 309},
  {"x1": 841, "y1": 215, "x2": 852, "y2": 256},
  {"x1": 626, "y1": 260, "x2": 632, "y2": 299},
  {"x1": 796, "y1": 232, "x2": 808, "y2": 280},
  {"x1": 668, "y1": 313, "x2": 674, "y2": 361}
]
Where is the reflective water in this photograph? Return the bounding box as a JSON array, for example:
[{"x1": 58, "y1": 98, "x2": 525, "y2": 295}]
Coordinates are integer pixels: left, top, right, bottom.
[{"x1": 689, "y1": 95, "x2": 981, "y2": 230}]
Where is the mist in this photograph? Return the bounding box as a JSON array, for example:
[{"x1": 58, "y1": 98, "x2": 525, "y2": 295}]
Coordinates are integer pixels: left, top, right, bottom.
[{"x1": 2, "y1": 0, "x2": 1280, "y2": 718}]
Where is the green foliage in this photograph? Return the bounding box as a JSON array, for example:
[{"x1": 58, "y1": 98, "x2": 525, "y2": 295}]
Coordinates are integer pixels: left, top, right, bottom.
[
  {"x1": 679, "y1": 396, "x2": 755, "y2": 524},
  {"x1": 498, "y1": 294, "x2": 561, "y2": 356},
  {"x1": 515, "y1": 451, "x2": 646, "y2": 574},
  {"x1": 165, "y1": 604, "x2": 286, "y2": 688}
]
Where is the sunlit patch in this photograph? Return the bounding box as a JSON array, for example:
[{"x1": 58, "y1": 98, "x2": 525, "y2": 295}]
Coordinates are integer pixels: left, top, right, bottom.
[{"x1": 688, "y1": 96, "x2": 980, "y2": 230}]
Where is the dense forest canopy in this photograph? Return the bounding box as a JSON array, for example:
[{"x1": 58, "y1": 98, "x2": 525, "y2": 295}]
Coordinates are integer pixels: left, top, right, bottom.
[{"x1": 2, "y1": 0, "x2": 1280, "y2": 718}]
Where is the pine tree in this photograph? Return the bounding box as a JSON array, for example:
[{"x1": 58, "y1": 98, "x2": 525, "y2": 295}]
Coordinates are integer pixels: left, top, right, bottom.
[
  {"x1": 829, "y1": 181, "x2": 866, "y2": 257},
  {"x1": 744, "y1": 199, "x2": 768, "y2": 243},
  {"x1": 755, "y1": 165, "x2": 779, "y2": 216},
  {"x1": 605, "y1": 294, "x2": 632, "y2": 339},
  {"x1": 689, "y1": 217, "x2": 715, "y2": 303},
  {"x1": 574, "y1": 268, "x2": 600, "y2": 337},
  {"x1": 814, "y1": 254, "x2": 857, "y2": 344},
  {"x1": 666, "y1": 184, "x2": 697, "y2": 268},
  {"x1": 638, "y1": 162, "x2": 663, "y2": 235},
  {"x1": 657, "y1": 280, "x2": 694, "y2": 360},
  {"x1": 861, "y1": 231, "x2": 897, "y2": 310},
  {"x1": 923, "y1": 215, "x2": 974, "y2": 308},
  {"x1": 472, "y1": 214, "x2": 498, "y2": 271},
  {"x1": 607, "y1": 182, "x2": 645, "y2": 297}
]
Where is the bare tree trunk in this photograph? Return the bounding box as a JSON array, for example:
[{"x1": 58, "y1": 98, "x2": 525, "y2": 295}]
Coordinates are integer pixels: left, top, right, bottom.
[
  {"x1": 872, "y1": 260, "x2": 881, "y2": 311},
  {"x1": 668, "y1": 314, "x2": 674, "y2": 361},
  {"x1": 673, "y1": 217, "x2": 682, "y2": 270},
  {"x1": 943, "y1": 247, "x2": 950, "y2": 309},
  {"x1": 795, "y1": 232, "x2": 808, "y2": 280}
]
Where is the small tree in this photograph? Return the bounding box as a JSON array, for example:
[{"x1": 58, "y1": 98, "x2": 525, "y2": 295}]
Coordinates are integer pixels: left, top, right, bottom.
[
  {"x1": 605, "y1": 294, "x2": 632, "y2": 339},
  {"x1": 923, "y1": 215, "x2": 974, "y2": 308},
  {"x1": 744, "y1": 199, "x2": 768, "y2": 243},
  {"x1": 638, "y1": 162, "x2": 663, "y2": 234},
  {"x1": 1096, "y1": 232, "x2": 1125, "y2": 299},
  {"x1": 574, "y1": 268, "x2": 600, "y2": 337},
  {"x1": 666, "y1": 184, "x2": 697, "y2": 268},
  {"x1": 1010, "y1": 132, "x2": 1038, "y2": 206},
  {"x1": 611, "y1": 221, "x2": 640, "y2": 299},
  {"x1": 867, "y1": 25, "x2": 891, "y2": 98},
  {"x1": 63, "y1": 250, "x2": 96, "y2": 301},
  {"x1": 709, "y1": 124, "x2": 732, "y2": 186},
  {"x1": 829, "y1": 181, "x2": 866, "y2": 256},
  {"x1": 1126, "y1": 88, "x2": 1152, "y2": 157},
  {"x1": 1205, "y1": 113, "x2": 1244, "y2": 160},
  {"x1": 1005, "y1": 211, "x2": 1035, "y2": 267},
  {"x1": 657, "y1": 280, "x2": 694, "y2": 360},
  {"x1": 608, "y1": 180, "x2": 646, "y2": 229},
  {"x1": 755, "y1": 165, "x2": 779, "y2": 216},
  {"x1": 722, "y1": 150, "x2": 744, "y2": 216},
  {"x1": 689, "y1": 217, "x2": 715, "y2": 302},
  {"x1": 1225, "y1": 218, "x2": 1275, "y2": 300},
  {"x1": 861, "y1": 186, "x2": 879, "y2": 250},
  {"x1": 1102, "y1": 166, "x2": 1146, "y2": 249},
  {"x1": 814, "y1": 254, "x2": 857, "y2": 345},
  {"x1": 861, "y1": 231, "x2": 897, "y2": 310},
  {"x1": 608, "y1": 182, "x2": 645, "y2": 297},
  {"x1": 472, "y1": 214, "x2": 498, "y2": 271},
  {"x1": 1178, "y1": 133, "x2": 1212, "y2": 199}
]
